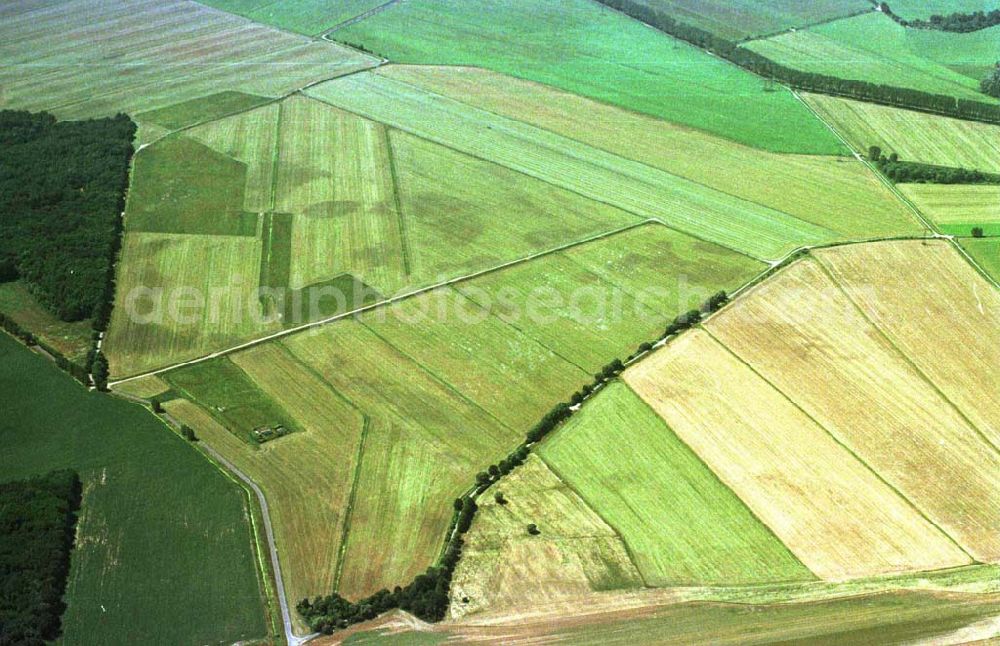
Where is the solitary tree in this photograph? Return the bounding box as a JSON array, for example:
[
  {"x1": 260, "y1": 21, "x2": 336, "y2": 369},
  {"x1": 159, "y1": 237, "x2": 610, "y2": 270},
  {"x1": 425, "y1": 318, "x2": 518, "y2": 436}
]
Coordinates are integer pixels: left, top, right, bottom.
[
  {"x1": 972, "y1": 227, "x2": 985, "y2": 238},
  {"x1": 868, "y1": 145, "x2": 882, "y2": 161},
  {"x1": 527, "y1": 523, "x2": 541, "y2": 536},
  {"x1": 494, "y1": 492, "x2": 507, "y2": 505}
]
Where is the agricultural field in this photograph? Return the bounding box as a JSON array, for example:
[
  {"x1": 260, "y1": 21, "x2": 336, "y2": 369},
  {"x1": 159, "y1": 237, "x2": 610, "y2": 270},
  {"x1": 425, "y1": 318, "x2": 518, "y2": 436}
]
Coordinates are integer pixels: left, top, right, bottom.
[
  {"x1": 804, "y1": 93, "x2": 1000, "y2": 172},
  {"x1": 197, "y1": 0, "x2": 388, "y2": 35},
  {"x1": 900, "y1": 184, "x2": 1000, "y2": 236},
  {"x1": 154, "y1": 223, "x2": 766, "y2": 606},
  {"x1": 906, "y1": 23, "x2": 1000, "y2": 82},
  {"x1": 447, "y1": 455, "x2": 644, "y2": 619},
  {"x1": 962, "y1": 238, "x2": 1000, "y2": 282},
  {"x1": 887, "y1": 0, "x2": 1000, "y2": 20},
  {"x1": 338, "y1": 588, "x2": 1000, "y2": 645},
  {"x1": 814, "y1": 240, "x2": 1000, "y2": 452},
  {"x1": 625, "y1": 329, "x2": 971, "y2": 580},
  {"x1": 617, "y1": 0, "x2": 870, "y2": 40},
  {"x1": 379, "y1": 66, "x2": 920, "y2": 239},
  {"x1": 706, "y1": 257, "x2": 1000, "y2": 562},
  {"x1": 745, "y1": 12, "x2": 991, "y2": 101},
  {"x1": 0, "y1": 282, "x2": 92, "y2": 362},
  {"x1": 0, "y1": 0, "x2": 376, "y2": 121},
  {"x1": 0, "y1": 333, "x2": 268, "y2": 645},
  {"x1": 334, "y1": 0, "x2": 847, "y2": 154},
  {"x1": 540, "y1": 383, "x2": 811, "y2": 586},
  {"x1": 307, "y1": 73, "x2": 840, "y2": 261}
]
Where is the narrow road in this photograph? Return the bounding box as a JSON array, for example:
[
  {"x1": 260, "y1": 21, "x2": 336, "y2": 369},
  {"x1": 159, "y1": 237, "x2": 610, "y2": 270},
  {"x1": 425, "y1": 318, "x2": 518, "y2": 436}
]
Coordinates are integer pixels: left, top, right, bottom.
[{"x1": 199, "y1": 443, "x2": 318, "y2": 646}]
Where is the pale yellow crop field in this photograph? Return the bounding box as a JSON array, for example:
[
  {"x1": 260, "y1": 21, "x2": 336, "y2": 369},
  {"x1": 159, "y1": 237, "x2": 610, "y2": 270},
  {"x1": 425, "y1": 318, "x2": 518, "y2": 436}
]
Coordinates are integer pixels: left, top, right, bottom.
[
  {"x1": 105, "y1": 232, "x2": 277, "y2": 377},
  {"x1": 112, "y1": 375, "x2": 171, "y2": 400},
  {"x1": 448, "y1": 456, "x2": 643, "y2": 620},
  {"x1": 804, "y1": 94, "x2": 1000, "y2": 172},
  {"x1": 275, "y1": 96, "x2": 407, "y2": 293},
  {"x1": 816, "y1": 240, "x2": 1000, "y2": 452},
  {"x1": 187, "y1": 103, "x2": 280, "y2": 213},
  {"x1": 625, "y1": 330, "x2": 970, "y2": 580},
  {"x1": 379, "y1": 65, "x2": 921, "y2": 238},
  {"x1": 898, "y1": 184, "x2": 1000, "y2": 228},
  {"x1": 707, "y1": 259, "x2": 1000, "y2": 562}
]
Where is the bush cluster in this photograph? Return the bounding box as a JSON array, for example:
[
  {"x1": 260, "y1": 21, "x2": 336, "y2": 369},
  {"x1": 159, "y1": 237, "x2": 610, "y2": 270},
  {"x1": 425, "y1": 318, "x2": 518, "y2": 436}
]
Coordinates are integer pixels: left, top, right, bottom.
[{"x1": 868, "y1": 146, "x2": 1000, "y2": 184}]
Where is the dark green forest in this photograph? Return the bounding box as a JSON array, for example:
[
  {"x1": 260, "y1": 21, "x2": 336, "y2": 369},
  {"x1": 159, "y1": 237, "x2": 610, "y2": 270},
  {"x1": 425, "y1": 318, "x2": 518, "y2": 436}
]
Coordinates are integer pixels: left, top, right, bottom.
[
  {"x1": 0, "y1": 469, "x2": 82, "y2": 646},
  {"x1": 0, "y1": 111, "x2": 135, "y2": 323}
]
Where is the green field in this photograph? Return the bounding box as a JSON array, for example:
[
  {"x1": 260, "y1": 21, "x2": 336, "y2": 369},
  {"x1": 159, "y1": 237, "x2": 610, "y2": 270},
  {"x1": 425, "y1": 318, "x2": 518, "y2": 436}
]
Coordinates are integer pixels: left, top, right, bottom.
[
  {"x1": 624, "y1": 0, "x2": 869, "y2": 40},
  {"x1": 335, "y1": 0, "x2": 846, "y2": 153},
  {"x1": 456, "y1": 224, "x2": 765, "y2": 373},
  {"x1": 0, "y1": 0, "x2": 376, "y2": 120},
  {"x1": 198, "y1": 0, "x2": 388, "y2": 35},
  {"x1": 540, "y1": 383, "x2": 812, "y2": 585},
  {"x1": 746, "y1": 12, "x2": 991, "y2": 101},
  {"x1": 804, "y1": 93, "x2": 1000, "y2": 172},
  {"x1": 0, "y1": 333, "x2": 267, "y2": 644},
  {"x1": 381, "y1": 65, "x2": 921, "y2": 239},
  {"x1": 906, "y1": 24, "x2": 1000, "y2": 82},
  {"x1": 307, "y1": 73, "x2": 839, "y2": 260},
  {"x1": 0, "y1": 282, "x2": 92, "y2": 362},
  {"x1": 962, "y1": 238, "x2": 1000, "y2": 283},
  {"x1": 887, "y1": 0, "x2": 1000, "y2": 19},
  {"x1": 164, "y1": 357, "x2": 300, "y2": 444},
  {"x1": 900, "y1": 184, "x2": 1000, "y2": 236},
  {"x1": 134, "y1": 91, "x2": 273, "y2": 132},
  {"x1": 126, "y1": 136, "x2": 258, "y2": 236}
]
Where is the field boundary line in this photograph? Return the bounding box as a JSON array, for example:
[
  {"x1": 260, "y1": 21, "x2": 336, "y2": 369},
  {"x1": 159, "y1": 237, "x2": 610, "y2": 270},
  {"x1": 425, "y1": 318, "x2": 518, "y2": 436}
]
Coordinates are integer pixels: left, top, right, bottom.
[
  {"x1": 789, "y1": 90, "x2": 939, "y2": 235},
  {"x1": 534, "y1": 453, "x2": 651, "y2": 589},
  {"x1": 319, "y1": 0, "x2": 403, "y2": 37},
  {"x1": 737, "y1": 7, "x2": 875, "y2": 44},
  {"x1": 949, "y1": 238, "x2": 1000, "y2": 292},
  {"x1": 370, "y1": 68, "x2": 847, "y2": 240},
  {"x1": 700, "y1": 325, "x2": 977, "y2": 563},
  {"x1": 382, "y1": 127, "x2": 412, "y2": 276},
  {"x1": 356, "y1": 318, "x2": 518, "y2": 433},
  {"x1": 332, "y1": 414, "x2": 372, "y2": 592},
  {"x1": 108, "y1": 219, "x2": 655, "y2": 386},
  {"x1": 304, "y1": 91, "x2": 797, "y2": 263},
  {"x1": 813, "y1": 254, "x2": 1000, "y2": 456}
]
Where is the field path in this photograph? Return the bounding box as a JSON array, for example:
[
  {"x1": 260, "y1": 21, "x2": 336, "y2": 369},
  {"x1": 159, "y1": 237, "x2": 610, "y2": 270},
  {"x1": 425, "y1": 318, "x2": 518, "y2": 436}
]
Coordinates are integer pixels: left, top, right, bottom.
[
  {"x1": 319, "y1": 0, "x2": 403, "y2": 38},
  {"x1": 199, "y1": 441, "x2": 318, "y2": 646},
  {"x1": 108, "y1": 219, "x2": 655, "y2": 386}
]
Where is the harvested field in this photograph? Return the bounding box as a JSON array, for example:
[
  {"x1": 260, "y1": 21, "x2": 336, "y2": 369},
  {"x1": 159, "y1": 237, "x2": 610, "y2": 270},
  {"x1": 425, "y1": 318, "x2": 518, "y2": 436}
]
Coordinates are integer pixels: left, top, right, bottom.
[
  {"x1": 625, "y1": 330, "x2": 970, "y2": 580},
  {"x1": 274, "y1": 96, "x2": 406, "y2": 294},
  {"x1": 308, "y1": 73, "x2": 838, "y2": 260},
  {"x1": 899, "y1": 184, "x2": 1000, "y2": 236},
  {"x1": 804, "y1": 94, "x2": 1000, "y2": 172},
  {"x1": 281, "y1": 320, "x2": 514, "y2": 598},
  {"x1": 389, "y1": 130, "x2": 638, "y2": 283},
  {"x1": 111, "y1": 375, "x2": 171, "y2": 400},
  {"x1": 448, "y1": 455, "x2": 643, "y2": 620},
  {"x1": 187, "y1": 102, "x2": 281, "y2": 213},
  {"x1": 104, "y1": 232, "x2": 277, "y2": 377},
  {"x1": 746, "y1": 13, "x2": 987, "y2": 100},
  {"x1": 335, "y1": 0, "x2": 846, "y2": 153},
  {"x1": 198, "y1": 0, "x2": 388, "y2": 35},
  {"x1": 815, "y1": 240, "x2": 1000, "y2": 453},
  {"x1": 359, "y1": 288, "x2": 587, "y2": 431},
  {"x1": 540, "y1": 383, "x2": 811, "y2": 586},
  {"x1": 0, "y1": 0, "x2": 376, "y2": 119},
  {"x1": 380, "y1": 66, "x2": 922, "y2": 239},
  {"x1": 707, "y1": 258, "x2": 1000, "y2": 562},
  {"x1": 455, "y1": 225, "x2": 764, "y2": 373}
]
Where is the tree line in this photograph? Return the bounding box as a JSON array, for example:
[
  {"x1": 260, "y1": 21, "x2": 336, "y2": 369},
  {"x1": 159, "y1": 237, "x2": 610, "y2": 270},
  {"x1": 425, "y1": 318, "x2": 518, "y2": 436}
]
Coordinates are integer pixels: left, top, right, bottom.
[
  {"x1": 0, "y1": 110, "x2": 135, "y2": 390},
  {"x1": 867, "y1": 146, "x2": 1000, "y2": 184},
  {"x1": 296, "y1": 290, "x2": 732, "y2": 634},
  {"x1": 879, "y1": 2, "x2": 1000, "y2": 33},
  {"x1": 596, "y1": 0, "x2": 1000, "y2": 125},
  {"x1": 983, "y1": 64, "x2": 1000, "y2": 99},
  {"x1": 0, "y1": 469, "x2": 82, "y2": 646}
]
